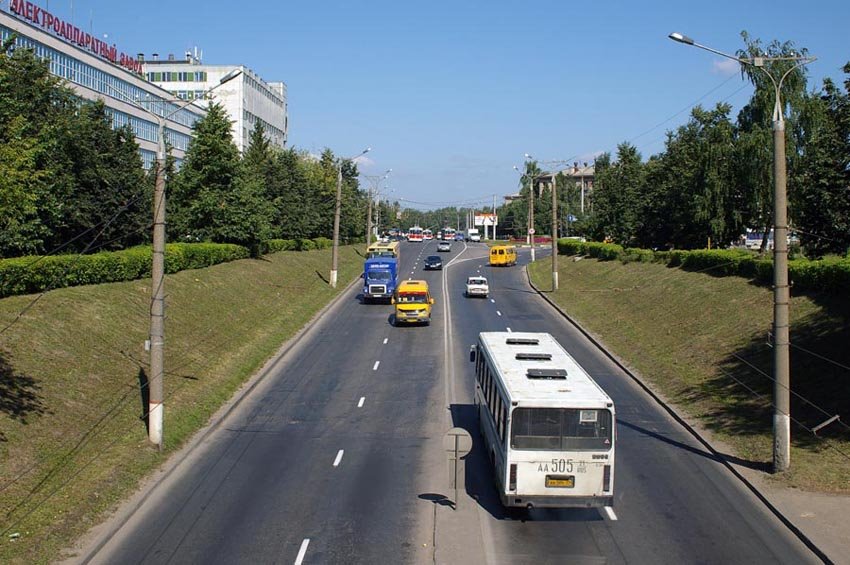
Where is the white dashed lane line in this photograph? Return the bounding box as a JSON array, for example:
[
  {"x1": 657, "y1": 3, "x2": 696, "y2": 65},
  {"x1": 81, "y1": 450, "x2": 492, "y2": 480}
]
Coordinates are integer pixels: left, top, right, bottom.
[
  {"x1": 496, "y1": 311, "x2": 502, "y2": 317},
  {"x1": 490, "y1": 299, "x2": 496, "y2": 304},
  {"x1": 604, "y1": 506, "x2": 618, "y2": 521},
  {"x1": 506, "y1": 327, "x2": 512, "y2": 332},
  {"x1": 294, "y1": 539, "x2": 310, "y2": 565},
  {"x1": 358, "y1": 397, "x2": 365, "y2": 408},
  {"x1": 333, "y1": 450, "x2": 344, "y2": 467},
  {"x1": 383, "y1": 338, "x2": 388, "y2": 345},
  {"x1": 373, "y1": 361, "x2": 380, "y2": 371}
]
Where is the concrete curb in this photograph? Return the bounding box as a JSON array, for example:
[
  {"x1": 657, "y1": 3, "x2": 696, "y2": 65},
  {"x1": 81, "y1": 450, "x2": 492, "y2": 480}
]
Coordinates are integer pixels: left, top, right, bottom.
[
  {"x1": 73, "y1": 274, "x2": 363, "y2": 564},
  {"x1": 524, "y1": 263, "x2": 832, "y2": 565}
]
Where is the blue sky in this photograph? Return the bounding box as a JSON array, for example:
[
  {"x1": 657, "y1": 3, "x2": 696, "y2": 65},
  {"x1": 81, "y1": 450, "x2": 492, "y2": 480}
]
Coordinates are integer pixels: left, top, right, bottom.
[{"x1": 18, "y1": 0, "x2": 850, "y2": 210}]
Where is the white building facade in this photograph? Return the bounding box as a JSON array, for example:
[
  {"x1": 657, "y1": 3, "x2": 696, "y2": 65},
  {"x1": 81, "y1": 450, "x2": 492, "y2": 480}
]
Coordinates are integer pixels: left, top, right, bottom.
[
  {"x1": 1, "y1": 1, "x2": 205, "y2": 169},
  {"x1": 143, "y1": 55, "x2": 288, "y2": 153}
]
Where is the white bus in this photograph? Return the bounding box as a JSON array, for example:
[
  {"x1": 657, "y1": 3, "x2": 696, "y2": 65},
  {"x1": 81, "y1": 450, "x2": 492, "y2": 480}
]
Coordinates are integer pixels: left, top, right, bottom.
[
  {"x1": 408, "y1": 226, "x2": 424, "y2": 242},
  {"x1": 470, "y1": 332, "x2": 615, "y2": 509}
]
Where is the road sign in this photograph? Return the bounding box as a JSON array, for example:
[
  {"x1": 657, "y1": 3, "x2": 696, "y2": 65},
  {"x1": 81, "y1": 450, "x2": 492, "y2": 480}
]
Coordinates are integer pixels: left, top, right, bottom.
[{"x1": 443, "y1": 427, "x2": 472, "y2": 508}]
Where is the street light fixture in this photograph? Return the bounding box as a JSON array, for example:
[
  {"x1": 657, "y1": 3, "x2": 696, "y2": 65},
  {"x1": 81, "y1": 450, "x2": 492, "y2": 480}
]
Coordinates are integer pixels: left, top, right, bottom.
[
  {"x1": 330, "y1": 147, "x2": 371, "y2": 288},
  {"x1": 669, "y1": 32, "x2": 815, "y2": 473},
  {"x1": 105, "y1": 67, "x2": 242, "y2": 449}
]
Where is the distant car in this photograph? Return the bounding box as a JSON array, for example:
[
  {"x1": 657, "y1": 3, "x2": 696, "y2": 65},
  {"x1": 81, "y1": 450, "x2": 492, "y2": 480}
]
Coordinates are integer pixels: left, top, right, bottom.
[
  {"x1": 466, "y1": 276, "x2": 489, "y2": 298},
  {"x1": 469, "y1": 233, "x2": 481, "y2": 242},
  {"x1": 424, "y1": 255, "x2": 443, "y2": 270},
  {"x1": 454, "y1": 233, "x2": 465, "y2": 242},
  {"x1": 437, "y1": 242, "x2": 451, "y2": 252}
]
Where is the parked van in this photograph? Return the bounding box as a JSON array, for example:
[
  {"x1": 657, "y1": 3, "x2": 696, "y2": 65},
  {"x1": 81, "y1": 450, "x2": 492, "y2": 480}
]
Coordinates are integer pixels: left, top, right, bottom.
[
  {"x1": 392, "y1": 280, "x2": 435, "y2": 325},
  {"x1": 489, "y1": 245, "x2": 517, "y2": 267}
]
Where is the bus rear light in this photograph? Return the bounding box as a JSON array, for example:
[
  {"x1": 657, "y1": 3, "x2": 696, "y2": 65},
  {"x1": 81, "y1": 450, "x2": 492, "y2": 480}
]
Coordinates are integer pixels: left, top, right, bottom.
[
  {"x1": 509, "y1": 464, "x2": 517, "y2": 491},
  {"x1": 603, "y1": 464, "x2": 611, "y2": 492}
]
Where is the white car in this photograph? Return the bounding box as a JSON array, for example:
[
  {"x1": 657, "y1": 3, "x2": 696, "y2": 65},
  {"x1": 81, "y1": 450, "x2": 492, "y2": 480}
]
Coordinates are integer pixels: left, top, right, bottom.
[{"x1": 466, "y1": 276, "x2": 489, "y2": 298}]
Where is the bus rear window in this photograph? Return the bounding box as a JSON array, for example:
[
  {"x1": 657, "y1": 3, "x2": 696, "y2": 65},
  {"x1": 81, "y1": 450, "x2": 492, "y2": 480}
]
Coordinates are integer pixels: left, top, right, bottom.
[{"x1": 510, "y1": 408, "x2": 612, "y2": 451}]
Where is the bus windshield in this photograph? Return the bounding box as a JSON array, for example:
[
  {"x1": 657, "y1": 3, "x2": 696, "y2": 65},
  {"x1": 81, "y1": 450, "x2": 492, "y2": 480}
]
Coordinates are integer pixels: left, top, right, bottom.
[
  {"x1": 510, "y1": 408, "x2": 612, "y2": 451},
  {"x1": 397, "y1": 292, "x2": 428, "y2": 304}
]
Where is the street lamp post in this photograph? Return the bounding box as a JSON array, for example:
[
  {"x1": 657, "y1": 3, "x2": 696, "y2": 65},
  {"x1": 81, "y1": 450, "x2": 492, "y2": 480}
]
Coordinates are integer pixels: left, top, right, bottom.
[
  {"x1": 364, "y1": 169, "x2": 392, "y2": 247},
  {"x1": 551, "y1": 175, "x2": 558, "y2": 291},
  {"x1": 330, "y1": 147, "x2": 371, "y2": 288},
  {"x1": 669, "y1": 32, "x2": 815, "y2": 473},
  {"x1": 106, "y1": 68, "x2": 241, "y2": 448}
]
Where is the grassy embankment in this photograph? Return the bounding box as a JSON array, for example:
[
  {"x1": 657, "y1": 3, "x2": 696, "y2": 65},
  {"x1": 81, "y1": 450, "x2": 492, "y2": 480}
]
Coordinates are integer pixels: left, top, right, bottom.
[
  {"x1": 0, "y1": 245, "x2": 364, "y2": 564},
  {"x1": 528, "y1": 255, "x2": 849, "y2": 493}
]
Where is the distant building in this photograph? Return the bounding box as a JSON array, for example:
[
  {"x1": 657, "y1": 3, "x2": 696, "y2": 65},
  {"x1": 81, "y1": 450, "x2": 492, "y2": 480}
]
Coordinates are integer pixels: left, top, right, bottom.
[
  {"x1": 1, "y1": 2, "x2": 205, "y2": 169},
  {"x1": 504, "y1": 163, "x2": 595, "y2": 212},
  {"x1": 143, "y1": 52, "x2": 288, "y2": 153}
]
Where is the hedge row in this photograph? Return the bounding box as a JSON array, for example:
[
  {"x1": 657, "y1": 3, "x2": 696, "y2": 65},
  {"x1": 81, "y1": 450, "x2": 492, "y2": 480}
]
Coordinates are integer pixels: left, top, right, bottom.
[
  {"x1": 557, "y1": 239, "x2": 850, "y2": 294},
  {"x1": 0, "y1": 238, "x2": 336, "y2": 298}
]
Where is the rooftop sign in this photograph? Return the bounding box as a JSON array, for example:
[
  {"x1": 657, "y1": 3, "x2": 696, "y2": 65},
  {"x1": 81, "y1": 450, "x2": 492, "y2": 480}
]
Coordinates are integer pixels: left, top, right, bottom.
[{"x1": 8, "y1": 0, "x2": 142, "y2": 73}]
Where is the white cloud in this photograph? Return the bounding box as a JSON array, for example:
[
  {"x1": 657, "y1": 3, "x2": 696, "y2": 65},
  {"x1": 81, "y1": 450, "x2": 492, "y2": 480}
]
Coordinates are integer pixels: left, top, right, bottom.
[
  {"x1": 712, "y1": 58, "x2": 740, "y2": 76},
  {"x1": 353, "y1": 155, "x2": 375, "y2": 167}
]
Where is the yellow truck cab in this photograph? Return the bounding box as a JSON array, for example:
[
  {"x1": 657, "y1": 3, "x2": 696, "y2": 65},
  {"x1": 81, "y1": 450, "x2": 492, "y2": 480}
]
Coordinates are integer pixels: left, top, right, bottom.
[
  {"x1": 489, "y1": 245, "x2": 517, "y2": 267},
  {"x1": 392, "y1": 280, "x2": 434, "y2": 325}
]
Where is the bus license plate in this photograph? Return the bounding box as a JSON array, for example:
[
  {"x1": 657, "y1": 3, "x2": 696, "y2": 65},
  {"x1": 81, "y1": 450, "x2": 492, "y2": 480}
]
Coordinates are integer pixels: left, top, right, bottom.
[{"x1": 546, "y1": 475, "x2": 575, "y2": 488}]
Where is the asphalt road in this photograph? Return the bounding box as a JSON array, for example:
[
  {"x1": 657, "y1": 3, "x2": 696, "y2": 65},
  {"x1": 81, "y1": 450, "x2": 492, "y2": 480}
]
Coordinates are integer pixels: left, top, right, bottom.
[{"x1": 81, "y1": 240, "x2": 821, "y2": 565}]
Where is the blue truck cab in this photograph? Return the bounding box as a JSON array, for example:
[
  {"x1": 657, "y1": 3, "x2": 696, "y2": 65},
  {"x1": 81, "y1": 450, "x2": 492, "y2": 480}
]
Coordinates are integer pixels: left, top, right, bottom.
[{"x1": 363, "y1": 258, "x2": 398, "y2": 302}]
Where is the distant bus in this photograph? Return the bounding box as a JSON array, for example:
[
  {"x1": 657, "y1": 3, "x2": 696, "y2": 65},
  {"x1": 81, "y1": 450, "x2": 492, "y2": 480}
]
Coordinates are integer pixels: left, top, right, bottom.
[
  {"x1": 367, "y1": 240, "x2": 401, "y2": 261},
  {"x1": 408, "y1": 226, "x2": 424, "y2": 243},
  {"x1": 423, "y1": 229, "x2": 433, "y2": 240},
  {"x1": 443, "y1": 228, "x2": 456, "y2": 241},
  {"x1": 470, "y1": 332, "x2": 615, "y2": 509}
]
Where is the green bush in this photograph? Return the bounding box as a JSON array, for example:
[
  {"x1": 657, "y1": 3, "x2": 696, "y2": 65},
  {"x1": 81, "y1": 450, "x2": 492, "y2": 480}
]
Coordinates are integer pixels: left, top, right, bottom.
[
  {"x1": 622, "y1": 247, "x2": 655, "y2": 263},
  {"x1": 0, "y1": 243, "x2": 250, "y2": 298},
  {"x1": 262, "y1": 239, "x2": 298, "y2": 253},
  {"x1": 555, "y1": 240, "x2": 850, "y2": 294}
]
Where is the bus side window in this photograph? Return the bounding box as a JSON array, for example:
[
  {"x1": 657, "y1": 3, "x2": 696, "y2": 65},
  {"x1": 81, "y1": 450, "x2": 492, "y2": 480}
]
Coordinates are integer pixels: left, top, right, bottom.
[
  {"x1": 495, "y1": 394, "x2": 504, "y2": 442},
  {"x1": 499, "y1": 404, "x2": 507, "y2": 444}
]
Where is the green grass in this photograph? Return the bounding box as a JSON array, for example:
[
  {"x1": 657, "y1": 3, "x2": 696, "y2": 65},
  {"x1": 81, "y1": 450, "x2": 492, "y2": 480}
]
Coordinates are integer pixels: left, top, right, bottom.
[
  {"x1": 528, "y1": 255, "x2": 850, "y2": 493},
  {"x1": 0, "y1": 245, "x2": 365, "y2": 564}
]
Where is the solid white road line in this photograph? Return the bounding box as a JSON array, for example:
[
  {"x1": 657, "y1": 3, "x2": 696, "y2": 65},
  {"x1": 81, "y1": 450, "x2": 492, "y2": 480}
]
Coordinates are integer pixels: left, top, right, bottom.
[
  {"x1": 373, "y1": 361, "x2": 380, "y2": 371},
  {"x1": 333, "y1": 450, "x2": 344, "y2": 467},
  {"x1": 383, "y1": 338, "x2": 388, "y2": 345},
  {"x1": 604, "y1": 506, "x2": 618, "y2": 521},
  {"x1": 358, "y1": 397, "x2": 365, "y2": 408},
  {"x1": 294, "y1": 538, "x2": 310, "y2": 565}
]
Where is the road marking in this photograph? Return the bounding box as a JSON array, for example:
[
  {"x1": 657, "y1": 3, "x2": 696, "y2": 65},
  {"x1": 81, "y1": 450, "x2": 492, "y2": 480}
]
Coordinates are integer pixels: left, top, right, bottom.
[
  {"x1": 490, "y1": 299, "x2": 496, "y2": 304},
  {"x1": 496, "y1": 311, "x2": 502, "y2": 317},
  {"x1": 383, "y1": 338, "x2": 388, "y2": 345},
  {"x1": 373, "y1": 361, "x2": 380, "y2": 371},
  {"x1": 333, "y1": 450, "x2": 344, "y2": 467},
  {"x1": 358, "y1": 396, "x2": 365, "y2": 408},
  {"x1": 604, "y1": 506, "x2": 618, "y2": 521},
  {"x1": 294, "y1": 538, "x2": 310, "y2": 565},
  {"x1": 506, "y1": 327, "x2": 512, "y2": 332}
]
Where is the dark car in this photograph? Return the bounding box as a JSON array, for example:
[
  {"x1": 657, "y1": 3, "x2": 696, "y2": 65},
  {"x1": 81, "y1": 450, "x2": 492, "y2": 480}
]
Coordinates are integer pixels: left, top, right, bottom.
[{"x1": 424, "y1": 255, "x2": 443, "y2": 270}]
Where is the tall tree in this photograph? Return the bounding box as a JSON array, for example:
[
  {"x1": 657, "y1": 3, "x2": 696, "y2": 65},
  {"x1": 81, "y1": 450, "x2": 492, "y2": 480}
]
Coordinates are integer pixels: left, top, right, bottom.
[
  {"x1": 792, "y1": 62, "x2": 850, "y2": 257},
  {"x1": 169, "y1": 102, "x2": 243, "y2": 242},
  {"x1": 0, "y1": 38, "x2": 76, "y2": 256},
  {"x1": 590, "y1": 144, "x2": 644, "y2": 245},
  {"x1": 734, "y1": 31, "x2": 811, "y2": 249}
]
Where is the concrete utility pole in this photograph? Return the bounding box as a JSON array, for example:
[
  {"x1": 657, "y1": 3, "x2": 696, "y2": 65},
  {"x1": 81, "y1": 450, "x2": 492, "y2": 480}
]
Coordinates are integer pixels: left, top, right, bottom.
[
  {"x1": 331, "y1": 147, "x2": 371, "y2": 288},
  {"x1": 363, "y1": 170, "x2": 391, "y2": 247},
  {"x1": 105, "y1": 68, "x2": 241, "y2": 449},
  {"x1": 551, "y1": 176, "x2": 558, "y2": 291},
  {"x1": 669, "y1": 31, "x2": 815, "y2": 473}
]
